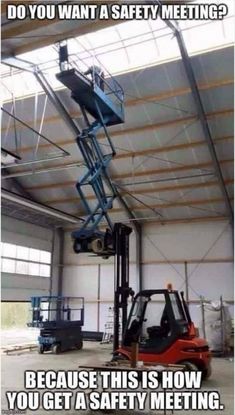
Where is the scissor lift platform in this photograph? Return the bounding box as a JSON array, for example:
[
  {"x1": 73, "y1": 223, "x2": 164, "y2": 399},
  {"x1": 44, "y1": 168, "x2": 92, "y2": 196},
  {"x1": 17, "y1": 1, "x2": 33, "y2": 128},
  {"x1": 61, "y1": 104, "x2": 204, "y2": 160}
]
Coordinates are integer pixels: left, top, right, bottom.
[
  {"x1": 28, "y1": 296, "x2": 84, "y2": 354},
  {"x1": 57, "y1": 68, "x2": 124, "y2": 126}
]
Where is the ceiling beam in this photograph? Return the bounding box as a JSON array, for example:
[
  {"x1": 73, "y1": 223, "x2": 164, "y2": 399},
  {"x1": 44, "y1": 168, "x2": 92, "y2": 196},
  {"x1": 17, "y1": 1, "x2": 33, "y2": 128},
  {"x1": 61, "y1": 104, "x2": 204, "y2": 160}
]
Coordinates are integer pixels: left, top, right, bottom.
[
  {"x1": 0, "y1": 1, "x2": 197, "y2": 56},
  {"x1": 21, "y1": 158, "x2": 233, "y2": 191},
  {"x1": 3, "y1": 0, "x2": 116, "y2": 41},
  {"x1": 42, "y1": 178, "x2": 233, "y2": 206},
  {"x1": 1, "y1": 0, "x2": 190, "y2": 16},
  {"x1": 2, "y1": 1, "x2": 73, "y2": 39},
  {"x1": 30, "y1": 107, "x2": 235, "y2": 140},
  {"x1": 1, "y1": 0, "x2": 35, "y2": 15},
  {"x1": 140, "y1": 215, "x2": 229, "y2": 227},
  {"x1": 126, "y1": 196, "x2": 232, "y2": 211},
  {"x1": 3, "y1": 108, "x2": 233, "y2": 156},
  {"x1": 6, "y1": 11, "x2": 123, "y2": 56},
  {"x1": 115, "y1": 136, "x2": 232, "y2": 160},
  {"x1": 75, "y1": 196, "x2": 232, "y2": 216},
  {"x1": 2, "y1": 78, "x2": 233, "y2": 137},
  {"x1": 2, "y1": 14, "x2": 61, "y2": 39},
  {"x1": 111, "y1": 159, "x2": 233, "y2": 180},
  {"x1": 64, "y1": 214, "x2": 229, "y2": 231},
  {"x1": 3, "y1": 169, "x2": 35, "y2": 199},
  {"x1": 4, "y1": 135, "x2": 233, "y2": 178},
  {"x1": 125, "y1": 78, "x2": 233, "y2": 108}
]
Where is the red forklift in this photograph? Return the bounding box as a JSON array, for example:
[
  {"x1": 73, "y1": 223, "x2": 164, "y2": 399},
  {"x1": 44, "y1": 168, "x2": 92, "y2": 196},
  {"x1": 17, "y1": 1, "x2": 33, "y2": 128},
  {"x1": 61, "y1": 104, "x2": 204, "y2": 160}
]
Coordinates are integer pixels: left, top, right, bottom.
[{"x1": 115, "y1": 287, "x2": 212, "y2": 379}]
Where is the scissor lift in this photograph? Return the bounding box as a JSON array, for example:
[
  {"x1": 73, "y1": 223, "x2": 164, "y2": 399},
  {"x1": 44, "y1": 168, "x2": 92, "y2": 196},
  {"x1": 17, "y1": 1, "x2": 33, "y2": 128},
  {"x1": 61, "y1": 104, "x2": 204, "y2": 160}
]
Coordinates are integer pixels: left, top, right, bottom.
[
  {"x1": 56, "y1": 46, "x2": 125, "y2": 257},
  {"x1": 56, "y1": 45, "x2": 133, "y2": 351},
  {"x1": 28, "y1": 296, "x2": 84, "y2": 354}
]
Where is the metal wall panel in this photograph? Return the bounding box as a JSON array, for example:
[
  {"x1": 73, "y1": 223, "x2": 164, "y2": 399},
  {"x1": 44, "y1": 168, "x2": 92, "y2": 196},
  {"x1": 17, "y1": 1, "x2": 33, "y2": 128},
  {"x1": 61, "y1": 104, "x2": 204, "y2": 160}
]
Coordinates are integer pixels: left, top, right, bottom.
[
  {"x1": 187, "y1": 262, "x2": 234, "y2": 301},
  {"x1": 142, "y1": 221, "x2": 232, "y2": 262},
  {"x1": 143, "y1": 263, "x2": 185, "y2": 291},
  {"x1": 62, "y1": 220, "x2": 233, "y2": 332},
  {"x1": 62, "y1": 265, "x2": 98, "y2": 301}
]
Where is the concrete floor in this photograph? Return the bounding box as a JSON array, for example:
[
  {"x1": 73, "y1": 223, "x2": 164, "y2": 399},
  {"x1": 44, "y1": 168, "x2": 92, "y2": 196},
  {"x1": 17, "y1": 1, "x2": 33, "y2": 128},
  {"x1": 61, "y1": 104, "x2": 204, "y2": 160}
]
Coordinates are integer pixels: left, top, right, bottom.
[{"x1": 1, "y1": 341, "x2": 234, "y2": 414}]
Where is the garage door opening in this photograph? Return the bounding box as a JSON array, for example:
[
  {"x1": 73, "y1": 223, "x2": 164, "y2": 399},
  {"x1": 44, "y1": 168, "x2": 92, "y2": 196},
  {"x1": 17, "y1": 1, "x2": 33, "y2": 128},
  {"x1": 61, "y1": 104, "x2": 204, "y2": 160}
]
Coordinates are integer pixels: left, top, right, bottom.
[{"x1": 1, "y1": 302, "x2": 39, "y2": 347}]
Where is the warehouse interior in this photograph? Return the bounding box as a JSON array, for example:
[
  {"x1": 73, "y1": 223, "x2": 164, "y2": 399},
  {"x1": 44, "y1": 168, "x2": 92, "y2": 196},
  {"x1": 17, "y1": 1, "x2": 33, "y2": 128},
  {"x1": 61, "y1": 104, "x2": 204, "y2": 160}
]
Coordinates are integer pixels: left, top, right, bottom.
[{"x1": 1, "y1": 0, "x2": 234, "y2": 414}]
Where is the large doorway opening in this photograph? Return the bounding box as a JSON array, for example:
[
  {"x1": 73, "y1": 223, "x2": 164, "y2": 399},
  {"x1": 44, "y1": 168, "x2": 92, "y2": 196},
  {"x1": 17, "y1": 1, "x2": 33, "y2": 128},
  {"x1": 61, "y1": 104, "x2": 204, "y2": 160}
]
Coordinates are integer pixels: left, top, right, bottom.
[{"x1": 1, "y1": 302, "x2": 38, "y2": 346}]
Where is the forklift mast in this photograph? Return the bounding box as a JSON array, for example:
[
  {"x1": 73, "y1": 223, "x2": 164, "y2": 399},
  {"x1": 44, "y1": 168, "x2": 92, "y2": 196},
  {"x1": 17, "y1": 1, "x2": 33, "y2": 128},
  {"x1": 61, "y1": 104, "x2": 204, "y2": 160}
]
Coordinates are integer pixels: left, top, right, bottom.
[
  {"x1": 56, "y1": 43, "x2": 133, "y2": 350},
  {"x1": 113, "y1": 223, "x2": 134, "y2": 351}
]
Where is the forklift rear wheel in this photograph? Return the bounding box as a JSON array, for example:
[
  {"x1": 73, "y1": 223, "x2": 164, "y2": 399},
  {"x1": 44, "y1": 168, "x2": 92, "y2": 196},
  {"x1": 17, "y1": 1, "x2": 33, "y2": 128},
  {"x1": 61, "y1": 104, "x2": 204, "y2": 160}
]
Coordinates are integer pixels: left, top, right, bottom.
[
  {"x1": 38, "y1": 345, "x2": 44, "y2": 354},
  {"x1": 52, "y1": 344, "x2": 61, "y2": 354}
]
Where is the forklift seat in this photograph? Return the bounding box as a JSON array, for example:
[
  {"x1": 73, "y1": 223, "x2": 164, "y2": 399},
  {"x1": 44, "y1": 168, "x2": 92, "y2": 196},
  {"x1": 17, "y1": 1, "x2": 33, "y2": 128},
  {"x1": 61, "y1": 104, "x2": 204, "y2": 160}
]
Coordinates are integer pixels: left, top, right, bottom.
[
  {"x1": 142, "y1": 323, "x2": 176, "y2": 354},
  {"x1": 147, "y1": 325, "x2": 169, "y2": 339}
]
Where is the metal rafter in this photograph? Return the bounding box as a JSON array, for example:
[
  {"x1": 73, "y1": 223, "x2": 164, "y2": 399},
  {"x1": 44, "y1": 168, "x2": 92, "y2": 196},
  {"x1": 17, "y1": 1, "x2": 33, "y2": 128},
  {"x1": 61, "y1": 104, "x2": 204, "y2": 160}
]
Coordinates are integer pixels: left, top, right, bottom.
[
  {"x1": 72, "y1": 196, "x2": 231, "y2": 219},
  {"x1": 40, "y1": 178, "x2": 234, "y2": 206},
  {"x1": 1, "y1": 106, "x2": 70, "y2": 156},
  {"x1": 2, "y1": 78, "x2": 233, "y2": 137},
  {"x1": 2, "y1": 169, "x2": 33, "y2": 199},
  {"x1": 3, "y1": 108, "x2": 232, "y2": 155},
  {"x1": 17, "y1": 158, "x2": 232, "y2": 191}
]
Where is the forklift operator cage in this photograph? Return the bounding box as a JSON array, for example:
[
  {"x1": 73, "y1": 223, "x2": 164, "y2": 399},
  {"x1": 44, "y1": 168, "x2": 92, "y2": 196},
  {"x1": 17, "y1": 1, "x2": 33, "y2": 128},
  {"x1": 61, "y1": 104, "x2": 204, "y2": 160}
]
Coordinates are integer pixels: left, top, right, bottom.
[{"x1": 123, "y1": 289, "x2": 191, "y2": 347}]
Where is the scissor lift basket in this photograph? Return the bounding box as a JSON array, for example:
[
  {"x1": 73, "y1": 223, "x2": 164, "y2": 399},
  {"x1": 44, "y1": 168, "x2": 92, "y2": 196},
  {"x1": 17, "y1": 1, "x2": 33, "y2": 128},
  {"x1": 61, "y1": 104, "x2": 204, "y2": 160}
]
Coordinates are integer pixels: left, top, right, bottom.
[{"x1": 28, "y1": 296, "x2": 84, "y2": 354}]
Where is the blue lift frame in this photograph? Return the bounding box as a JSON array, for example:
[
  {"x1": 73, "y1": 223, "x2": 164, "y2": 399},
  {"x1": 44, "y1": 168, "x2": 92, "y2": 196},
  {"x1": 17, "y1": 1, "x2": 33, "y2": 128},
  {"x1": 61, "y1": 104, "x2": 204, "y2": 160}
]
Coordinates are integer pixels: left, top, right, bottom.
[
  {"x1": 56, "y1": 47, "x2": 134, "y2": 350},
  {"x1": 56, "y1": 61, "x2": 125, "y2": 247}
]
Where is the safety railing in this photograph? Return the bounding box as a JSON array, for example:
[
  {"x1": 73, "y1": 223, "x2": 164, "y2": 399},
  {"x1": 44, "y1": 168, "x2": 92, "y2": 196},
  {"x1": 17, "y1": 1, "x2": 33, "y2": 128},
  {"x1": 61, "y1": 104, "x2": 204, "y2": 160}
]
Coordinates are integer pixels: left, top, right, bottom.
[
  {"x1": 29, "y1": 296, "x2": 84, "y2": 327},
  {"x1": 68, "y1": 51, "x2": 124, "y2": 114}
]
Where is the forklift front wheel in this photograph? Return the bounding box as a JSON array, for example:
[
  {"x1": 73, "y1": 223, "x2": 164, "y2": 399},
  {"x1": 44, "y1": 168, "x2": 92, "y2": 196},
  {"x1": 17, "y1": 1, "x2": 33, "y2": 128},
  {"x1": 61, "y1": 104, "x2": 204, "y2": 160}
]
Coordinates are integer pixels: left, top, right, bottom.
[
  {"x1": 38, "y1": 345, "x2": 44, "y2": 354},
  {"x1": 182, "y1": 361, "x2": 199, "y2": 372},
  {"x1": 52, "y1": 344, "x2": 61, "y2": 354},
  {"x1": 76, "y1": 340, "x2": 83, "y2": 350},
  {"x1": 182, "y1": 361, "x2": 211, "y2": 380}
]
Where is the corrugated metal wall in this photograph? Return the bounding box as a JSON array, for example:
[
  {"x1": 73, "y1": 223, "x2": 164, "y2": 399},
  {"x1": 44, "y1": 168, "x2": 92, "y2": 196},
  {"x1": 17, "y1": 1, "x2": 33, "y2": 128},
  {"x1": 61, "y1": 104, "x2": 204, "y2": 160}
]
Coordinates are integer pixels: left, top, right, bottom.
[{"x1": 62, "y1": 219, "x2": 233, "y2": 332}]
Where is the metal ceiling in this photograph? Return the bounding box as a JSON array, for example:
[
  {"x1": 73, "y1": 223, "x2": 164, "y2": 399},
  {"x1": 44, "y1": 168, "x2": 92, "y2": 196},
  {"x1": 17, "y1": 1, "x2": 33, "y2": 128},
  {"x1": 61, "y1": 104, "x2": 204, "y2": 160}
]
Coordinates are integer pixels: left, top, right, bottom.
[
  {"x1": 1, "y1": 0, "x2": 124, "y2": 57},
  {"x1": 1, "y1": 5, "x2": 234, "y2": 227},
  {"x1": 1, "y1": 1, "x2": 193, "y2": 56}
]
